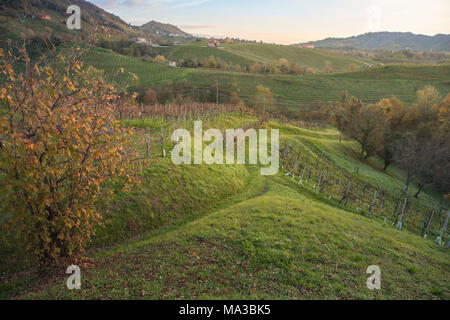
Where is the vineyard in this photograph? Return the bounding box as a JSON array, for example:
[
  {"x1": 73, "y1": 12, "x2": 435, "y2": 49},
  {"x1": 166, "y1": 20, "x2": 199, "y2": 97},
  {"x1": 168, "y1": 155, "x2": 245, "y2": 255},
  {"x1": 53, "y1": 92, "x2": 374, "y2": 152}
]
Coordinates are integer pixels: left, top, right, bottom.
[
  {"x1": 106, "y1": 99, "x2": 449, "y2": 247},
  {"x1": 220, "y1": 42, "x2": 375, "y2": 71},
  {"x1": 82, "y1": 46, "x2": 450, "y2": 108},
  {"x1": 82, "y1": 47, "x2": 192, "y2": 88},
  {"x1": 5, "y1": 103, "x2": 448, "y2": 299}
]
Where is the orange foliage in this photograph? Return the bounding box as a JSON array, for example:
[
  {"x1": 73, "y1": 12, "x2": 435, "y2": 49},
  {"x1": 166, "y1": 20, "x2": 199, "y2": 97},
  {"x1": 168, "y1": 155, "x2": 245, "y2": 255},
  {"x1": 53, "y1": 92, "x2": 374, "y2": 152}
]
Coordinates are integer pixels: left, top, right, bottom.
[{"x1": 0, "y1": 44, "x2": 138, "y2": 269}]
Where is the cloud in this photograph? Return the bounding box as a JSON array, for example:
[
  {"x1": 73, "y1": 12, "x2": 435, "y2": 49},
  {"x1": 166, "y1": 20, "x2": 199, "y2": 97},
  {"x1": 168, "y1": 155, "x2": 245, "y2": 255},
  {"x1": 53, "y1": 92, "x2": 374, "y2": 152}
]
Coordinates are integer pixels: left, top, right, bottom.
[
  {"x1": 123, "y1": 0, "x2": 146, "y2": 7},
  {"x1": 91, "y1": 0, "x2": 209, "y2": 11},
  {"x1": 179, "y1": 24, "x2": 213, "y2": 30},
  {"x1": 167, "y1": 0, "x2": 210, "y2": 9},
  {"x1": 91, "y1": 0, "x2": 120, "y2": 10}
]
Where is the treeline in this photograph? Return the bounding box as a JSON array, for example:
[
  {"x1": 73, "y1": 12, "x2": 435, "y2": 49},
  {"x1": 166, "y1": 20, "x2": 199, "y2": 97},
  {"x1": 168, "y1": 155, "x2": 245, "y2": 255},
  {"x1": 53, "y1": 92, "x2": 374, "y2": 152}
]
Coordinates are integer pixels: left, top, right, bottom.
[
  {"x1": 333, "y1": 87, "x2": 450, "y2": 199},
  {"x1": 179, "y1": 57, "x2": 324, "y2": 75},
  {"x1": 97, "y1": 39, "x2": 161, "y2": 59},
  {"x1": 138, "y1": 81, "x2": 246, "y2": 107},
  {"x1": 336, "y1": 47, "x2": 450, "y2": 63}
]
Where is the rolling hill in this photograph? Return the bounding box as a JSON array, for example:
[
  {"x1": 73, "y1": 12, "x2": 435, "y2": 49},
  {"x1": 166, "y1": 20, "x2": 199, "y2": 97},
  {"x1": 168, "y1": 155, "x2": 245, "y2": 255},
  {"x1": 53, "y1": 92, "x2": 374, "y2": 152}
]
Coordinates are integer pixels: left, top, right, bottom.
[
  {"x1": 221, "y1": 42, "x2": 377, "y2": 71},
  {"x1": 148, "y1": 41, "x2": 378, "y2": 74},
  {"x1": 297, "y1": 32, "x2": 450, "y2": 52},
  {"x1": 0, "y1": 0, "x2": 191, "y2": 42},
  {"x1": 139, "y1": 20, "x2": 192, "y2": 39},
  {"x1": 2, "y1": 116, "x2": 448, "y2": 299},
  {"x1": 79, "y1": 46, "x2": 449, "y2": 108}
]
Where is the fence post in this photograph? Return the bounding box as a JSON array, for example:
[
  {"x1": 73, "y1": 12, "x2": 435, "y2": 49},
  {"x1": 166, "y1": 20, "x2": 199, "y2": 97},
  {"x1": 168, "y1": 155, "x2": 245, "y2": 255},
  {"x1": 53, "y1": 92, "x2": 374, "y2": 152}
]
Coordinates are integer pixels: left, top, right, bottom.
[
  {"x1": 396, "y1": 196, "x2": 408, "y2": 230},
  {"x1": 436, "y1": 211, "x2": 450, "y2": 245},
  {"x1": 160, "y1": 124, "x2": 165, "y2": 157},
  {"x1": 299, "y1": 165, "x2": 306, "y2": 184},
  {"x1": 317, "y1": 168, "x2": 323, "y2": 190},
  {"x1": 423, "y1": 209, "x2": 435, "y2": 238},
  {"x1": 368, "y1": 190, "x2": 378, "y2": 217},
  {"x1": 146, "y1": 127, "x2": 150, "y2": 164}
]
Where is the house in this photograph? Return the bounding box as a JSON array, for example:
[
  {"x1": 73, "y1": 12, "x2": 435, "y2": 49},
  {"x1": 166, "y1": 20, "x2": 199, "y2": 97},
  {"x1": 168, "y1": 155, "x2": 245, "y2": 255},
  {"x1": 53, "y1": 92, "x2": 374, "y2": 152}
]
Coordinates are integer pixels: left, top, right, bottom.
[
  {"x1": 302, "y1": 44, "x2": 315, "y2": 49},
  {"x1": 208, "y1": 39, "x2": 220, "y2": 47},
  {"x1": 38, "y1": 15, "x2": 51, "y2": 21},
  {"x1": 133, "y1": 37, "x2": 151, "y2": 45}
]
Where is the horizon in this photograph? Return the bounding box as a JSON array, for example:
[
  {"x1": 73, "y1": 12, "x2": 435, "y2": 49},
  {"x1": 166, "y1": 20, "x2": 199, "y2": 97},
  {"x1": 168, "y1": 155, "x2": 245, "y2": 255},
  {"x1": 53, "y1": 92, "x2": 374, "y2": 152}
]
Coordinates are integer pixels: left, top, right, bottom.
[{"x1": 89, "y1": 0, "x2": 450, "y2": 44}]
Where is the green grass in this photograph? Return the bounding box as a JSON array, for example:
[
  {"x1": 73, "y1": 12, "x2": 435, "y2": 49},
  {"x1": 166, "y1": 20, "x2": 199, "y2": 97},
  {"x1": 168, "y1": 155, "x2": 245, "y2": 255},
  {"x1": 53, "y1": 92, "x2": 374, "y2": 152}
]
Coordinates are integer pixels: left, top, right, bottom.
[
  {"x1": 12, "y1": 167, "x2": 449, "y2": 300},
  {"x1": 221, "y1": 42, "x2": 376, "y2": 72},
  {"x1": 150, "y1": 42, "x2": 374, "y2": 73},
  {"x1": 184, "y1": 67, "x2": 450, "y2": 106},
  {"x1": 155, "y1": 44, "x2": 255, "y2": 67},
  {"x1": 2, "y1": 116, "x2": 448, "y2": 300},
  {"x1": 81, "y1": 45, "x2": 449, "y2": 107},
  {"x1": 273, "y1": 123, "x2": 440, "y2": 205},
  {"x1": 82, "y1": 47, "x2": 192, "y2": 87}
]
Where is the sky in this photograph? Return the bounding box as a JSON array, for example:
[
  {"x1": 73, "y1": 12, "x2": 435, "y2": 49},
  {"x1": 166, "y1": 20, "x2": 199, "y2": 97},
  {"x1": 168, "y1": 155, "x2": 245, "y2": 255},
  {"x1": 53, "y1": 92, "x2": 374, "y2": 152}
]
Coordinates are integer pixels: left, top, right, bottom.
[{"x1": 89, "y1": 0, "x2": 450, "y2": 44}]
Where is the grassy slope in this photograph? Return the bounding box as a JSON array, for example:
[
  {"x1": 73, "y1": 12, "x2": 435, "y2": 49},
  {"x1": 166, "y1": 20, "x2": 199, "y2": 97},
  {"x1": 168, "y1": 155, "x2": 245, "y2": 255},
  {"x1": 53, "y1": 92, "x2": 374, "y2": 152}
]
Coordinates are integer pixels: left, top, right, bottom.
[
  {"x1": 16, "y1": 167, "x2": 449, "y2": 300},
  {"x1": 152, "y1": 42, "x2": 374, "y2": 72},
  {"x1": 185, "y1": 67, "x2": 450, "y2": 106},
  {"x1": 81, "y1": 46, "x2": 449, "y2": 106},
  {"x1": 82, "y1": 47, "x2": 193, "y2": 86},
  {"x1": 272, "y1": 123, "x2": 441, "y2": 205},
  {"x1": 4, "y1": 119, "x2": 449, "y2": 300},
  {"x1": 157, "y1": 45, "x2": 255, "y2": 67},
  {"x1": 221, "y1": 43, "x2": 376, "y2": 72}
]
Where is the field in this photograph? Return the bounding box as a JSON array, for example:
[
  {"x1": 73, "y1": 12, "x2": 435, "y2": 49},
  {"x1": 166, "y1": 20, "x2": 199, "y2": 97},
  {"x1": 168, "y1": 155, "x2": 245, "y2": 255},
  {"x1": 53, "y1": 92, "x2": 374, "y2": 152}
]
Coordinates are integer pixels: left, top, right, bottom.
[
  {"x1": 154, "y1": 45, "x2": 255, "y2": 67},
  {"x1": 82, "y1": 47, "x2": 193, "y2": 86},
  {"x1": 150, "y1": 42, "x2": 376, "y2": 73},
  {"x1": 2, "y1": 115, "x2": 448, "y2": 299},
  {"x1": 82, "y1": 46, "x2": 450, "y2": 109},
  {"x1": 221, "y1": 42, "x2": 376, "y2": 71}
]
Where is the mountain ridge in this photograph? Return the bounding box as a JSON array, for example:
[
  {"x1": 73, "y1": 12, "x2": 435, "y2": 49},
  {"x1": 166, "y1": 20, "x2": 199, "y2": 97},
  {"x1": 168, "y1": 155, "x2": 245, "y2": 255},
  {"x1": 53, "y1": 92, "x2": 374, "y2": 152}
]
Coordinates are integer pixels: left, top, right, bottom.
[{"x1": 295, "y1": 31, "x2": 450, "y2": 52}]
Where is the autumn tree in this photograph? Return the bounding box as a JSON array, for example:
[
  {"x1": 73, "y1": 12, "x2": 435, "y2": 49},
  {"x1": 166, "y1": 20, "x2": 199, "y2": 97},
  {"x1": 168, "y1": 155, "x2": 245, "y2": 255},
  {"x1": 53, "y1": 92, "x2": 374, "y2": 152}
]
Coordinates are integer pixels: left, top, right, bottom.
[
  {"x1": 0, "y1": 44, "x2": 138, "y2": 270},
  {"x1": 376, "y1": 97, "x2": 406, "y2": 170},
  {"x1": 142, "y1": 87, "x2": 158, "y2": 104},
  {"x1": 255, "y1": 84, "x2": 274, "y2": 115},
  {"x1": 323, "y1": 61, "x2": 334, "y2": 73},
  {"x1": 391, "y1": 135, "x2": 448, "y2": 198},
  {"x1": 340, "y1": 98, "x2": 387, "y2": 159}
]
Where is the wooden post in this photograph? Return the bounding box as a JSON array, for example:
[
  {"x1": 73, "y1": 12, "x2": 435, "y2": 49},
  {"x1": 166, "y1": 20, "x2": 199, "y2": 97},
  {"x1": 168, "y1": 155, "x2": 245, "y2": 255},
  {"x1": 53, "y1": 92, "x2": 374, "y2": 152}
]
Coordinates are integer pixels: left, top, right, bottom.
[
  {"x1": 317, "y1": 169, "x2": 323, "y2": 190},
  {"x1": 146, "y1": 127, "x2": 150, "y2": 164},
  {"x1": 160, "y1": 124, "x2": 165, "y2": 157},
  {"x1": 436, "y1": 211, "x2": 450, "y2": 245},
  {"x1": 343, "y1": 180, "x2": 351, "y2": 206},
  {"x1": 368, "y1": 190, "x2": 378, "y2": 217},
  {"x1": 396, "y1": 196, "x2": 408, "y2": 230},
  {"x1": 299, "y1": 165, "x2": 306, "y2": 184},
  {"x1": 263, "y1": 96, "x2": 266, "y2": 116},
  {"x1": 423, "y1": 209, "x2": 435, "y2": 238},
  {"x1": 216, "y1": 80, "x2": 219, "y2": 105},
  {"x1": 306, "y1": 167, "x2": 311, "y2": 183}
]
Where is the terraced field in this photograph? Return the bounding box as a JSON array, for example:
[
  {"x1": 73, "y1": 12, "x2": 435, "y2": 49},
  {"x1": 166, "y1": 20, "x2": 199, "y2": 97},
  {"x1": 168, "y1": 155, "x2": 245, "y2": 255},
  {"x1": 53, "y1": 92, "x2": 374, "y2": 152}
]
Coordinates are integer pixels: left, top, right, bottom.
[
  {"x1": 82, "y1": 47, "x2": 192, "y2": 87},
  {"x1": 82, "y1": 46, "x2": 449, "y2": 108},
  {"x1": 221, "y1": 42, "x2": 377, "y2": 71}
]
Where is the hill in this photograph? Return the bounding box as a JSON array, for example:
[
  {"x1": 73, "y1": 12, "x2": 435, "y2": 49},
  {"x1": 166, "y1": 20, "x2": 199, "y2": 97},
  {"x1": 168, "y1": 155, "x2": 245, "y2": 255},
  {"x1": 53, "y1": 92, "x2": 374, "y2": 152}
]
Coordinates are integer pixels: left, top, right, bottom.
[
  {"x1": 80, "y1": 46, "x2": 449, "y2": 107},
  {"x1": 139, "y1": 20, "x2": 191, "y2": 39},
  {"x1": 0, "y1": 0, "x2": 191, "y2": 42},
  {"x1": 297, "y1": 32, "x2": 450, "y2": 52},
  {"x1": 0, "y1": 0, "x2": 136, "y2": 37},
  {"x1": 146, "y1": 41, "x2": 378, "y2": 74},
  {"x1": 221, "y1": 42, "x2": 376, "y2": 72},
  {"x1": 3, "y1": 116, "x2": 448, "y2": 299}
]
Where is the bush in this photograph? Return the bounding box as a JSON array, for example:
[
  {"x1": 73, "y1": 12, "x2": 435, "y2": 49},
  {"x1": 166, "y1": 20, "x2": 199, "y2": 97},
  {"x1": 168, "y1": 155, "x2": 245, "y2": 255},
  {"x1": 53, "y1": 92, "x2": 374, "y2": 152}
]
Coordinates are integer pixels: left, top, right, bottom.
[{"x1": 0, "y1": 44, "x2": 138, "y2": 270}]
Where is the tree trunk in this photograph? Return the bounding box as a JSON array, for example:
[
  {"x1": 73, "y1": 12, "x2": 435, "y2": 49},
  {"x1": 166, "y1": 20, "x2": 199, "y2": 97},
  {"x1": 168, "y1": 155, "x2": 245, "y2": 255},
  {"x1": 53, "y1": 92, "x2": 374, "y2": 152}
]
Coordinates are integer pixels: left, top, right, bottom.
[
  {"x1": 402, "y1": 173, "x2": 410, "y2": 197},
  {"x1": 413, "y1": 184, "x2": 425, "y2": 198}
]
